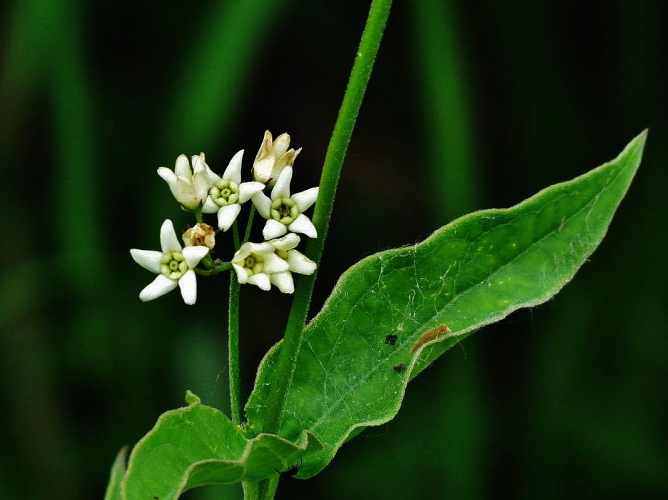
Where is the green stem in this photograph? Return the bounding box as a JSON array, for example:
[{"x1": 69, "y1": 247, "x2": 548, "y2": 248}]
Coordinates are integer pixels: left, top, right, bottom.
[
  {"x1": 243, "y1": 205, "x2": 256, "y2": 243},
  {"x1": 232, "y1": 219, "x2": 241, "y2": 251},
  {"x1": 194, "y1": 209, "x2": 204, "y2": 224},
  {"x1": 194, "y1": 261, "x2": 232, "y2": 275},
  {"x1": 242, "y1": 474, "x2": 279, "y2": 500},
  {"x1": 228, "y1": 223, "x2": 242, "y2": 424},
  {"x1": 259, "y1": 0, "x2": 393, "y2": 436}
]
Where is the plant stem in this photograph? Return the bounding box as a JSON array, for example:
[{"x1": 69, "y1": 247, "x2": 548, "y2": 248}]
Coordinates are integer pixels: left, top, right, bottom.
[
  {"x1": 242, "y1": 474, "x2": 279, "y2": 500},
  {"x1": 243, "y1": 205, "x2": 256, "y2": 243},
  {"x1": 259, "y1": 0, "x2": 393, "y2": 436},
  {"x1": 228, "y1": 224, "x2": 242, "y2": 424}
]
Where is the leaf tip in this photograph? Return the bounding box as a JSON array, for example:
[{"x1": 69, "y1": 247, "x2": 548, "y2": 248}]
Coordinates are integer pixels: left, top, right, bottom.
[
  {"x1": 628, "y1": 129, "x2": 649, "y2": 155},
  {"x1": 637, "y1": 128, "x2": 649, "y2": 145},
  {"x1": 185, "y1": 390, "x2": 202, "y2": 405}
]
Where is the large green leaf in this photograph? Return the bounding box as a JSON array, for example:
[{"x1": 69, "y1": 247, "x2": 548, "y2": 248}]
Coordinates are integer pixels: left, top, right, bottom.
[
  {"x1": 120, "y1": 392, "x2": 322, "y2": 499},
  {"x1": 245, "y1": 131, "x2": 647, "y2": 478}
]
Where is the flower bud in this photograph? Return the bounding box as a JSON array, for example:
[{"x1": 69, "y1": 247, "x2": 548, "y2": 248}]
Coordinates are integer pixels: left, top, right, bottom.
[
  {"x1": 252, "y1": 130, "x2": 301, "y2": 187},
  {"x1": 157, "y1": 153, "x2": 211, "y2": 210},
  {"x1": 182, "y1": 223, "x2": 216, "y2": 250}
]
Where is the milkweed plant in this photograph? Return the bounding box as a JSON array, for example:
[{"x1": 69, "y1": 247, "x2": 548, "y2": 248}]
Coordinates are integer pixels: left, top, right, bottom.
[{"x1": 105, "y1": 1, "x2": 646, "y2": 499}]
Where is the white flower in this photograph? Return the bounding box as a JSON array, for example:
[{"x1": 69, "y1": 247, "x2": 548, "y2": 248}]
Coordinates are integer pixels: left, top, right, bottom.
[
  {"x1": 266, "y1": 233, "x2": 317, "y2": 293},
  {"x1": 252, "y1": 130, "x2": 301, "y2": 187},
  {"x1": 130, "y1": 219, "x2": 209, "y2": 305},
  {"x1": 157, "y1": 153, "x2": 211, "y2": 211},
  {"x1": 252, "y1": 166, "x2": 319, "y2": 240},
  {"x1": 231, "y1": 241, "x2": 289, "y2": 291},
  {"x1": 202, "y1": 150, "x2": 265, "y2": 231}
]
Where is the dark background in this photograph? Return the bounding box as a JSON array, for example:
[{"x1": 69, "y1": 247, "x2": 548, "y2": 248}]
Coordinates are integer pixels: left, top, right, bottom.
[{"x1": 1, "y1": 1, "x2": 666, "y2": 498}]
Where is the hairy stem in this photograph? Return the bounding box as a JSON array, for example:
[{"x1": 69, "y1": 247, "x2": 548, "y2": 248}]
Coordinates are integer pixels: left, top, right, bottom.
[
  {"x1": 243, "y1": 205, "x2": 256, "y2": 243},
  {"x1": 259, "y1": 0, "x2": 393, "y2": 436},
  {"x1": 228, "y1": 224, "x2": 242, "y2": 424}
]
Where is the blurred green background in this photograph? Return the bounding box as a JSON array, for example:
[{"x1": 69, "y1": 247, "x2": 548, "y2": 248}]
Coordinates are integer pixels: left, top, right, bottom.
[{"x1": 1, "y1": 0, "x2": 666, "y2": 498}]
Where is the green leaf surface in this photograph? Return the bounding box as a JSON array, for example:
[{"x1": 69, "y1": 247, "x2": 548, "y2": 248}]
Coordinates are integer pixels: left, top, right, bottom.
[
  {"x1": 121, "y1": 392, "x2": 322, "y2": 499},
  {"x1": 245, "y1": 131, "x2": 647, "y2": 478},
  {"x1": 103, "y1": 446, "x2": 127, "y2": 500}
]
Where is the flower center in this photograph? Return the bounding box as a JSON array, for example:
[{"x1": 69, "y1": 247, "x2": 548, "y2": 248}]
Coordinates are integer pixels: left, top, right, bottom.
[
  {"x1": 210, "y1": 180, "x2": 240, "y2": 207},
  {"x1": 160, "y1": 252, "x2": 188, "y2": 280},
  {"x1": 242, "y1": 253, "x2": 265, "y2": 276},
  {"x1": 270, "y1": 197, "x2": 299, "y2": 225}
]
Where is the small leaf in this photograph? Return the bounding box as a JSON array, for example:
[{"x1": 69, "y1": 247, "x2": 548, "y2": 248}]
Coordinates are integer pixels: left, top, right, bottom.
[
  {"x1": 104, "y1": 446, "x2": 127, "y2": 500},
  {"x1": 246, "y1": 131, "x2": 647, "y2": 477},
  {"x1": 121, "y1": 391, "x2": 323, "y2": 499}
]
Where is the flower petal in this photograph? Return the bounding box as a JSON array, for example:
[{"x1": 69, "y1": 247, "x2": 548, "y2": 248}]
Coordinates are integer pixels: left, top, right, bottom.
[
  {"x1": 273, "y1": 132, "x2": 290, "y2": 158},
  {"x1": 250, "y1": 241, "x2": 278, "y2": 255},
  {"x1": 254, "y1": 130, "x2": 273, "y2": 161},
  {"x1": 202, "y1": 197, "x2": 219, "y2": 213},
  {"x1": 178, "y1": 269, "x2": 198, "y2": 305},
  {"x1": 232, "y1": 241, "x2": 275, "y2": 264},
  {"x1": 204, "y1": 163, "x2": 222, "y2": 185},
  {"x1": 264, "y1": 253, "x2": 290, "y2": 274},
  {"x1": 192, "y1": 153, "x2": 211, "y2": 200},
  {"x1": 139, "y1": 274, "x2": 178, "y2": 302},
  {"x1": 270, "y1": 148, "x2": 300, "y2": 186},
  {"x1": 271, "y1": 166, "x2": 292, "y2": 200},
  {"x1": 182, "y1": 245, "x2": 209, "y2": 268},
  {"x1": 130, "y1": 249, "x2": 164, "y2": 274},
  {"x1": 232, "y1": 263, "x2": 250, "y2": 283},
  {"x1": 263, "y1": 219, "x2": 288, "y2": 240},
  {"x1": 175, "y1": 176, "x2": 198, "y2": 209},
  {"x1": 174, "y1": 154, "x2": 192, "y2": 177},
  {"x1": 238, "y1": 181, "x2": 266, "y2": 203},
  {"x1": 286, "y1": 250, "x2": 317, "y2": 275},
  {"x1": 222, "y1": 150, "x2": 244, "y2": 184},
  {"x1": 232, "y1": 243, "x2": 252, "y2": 262},
  {"x1": 269, "y1": 233, "x2": 301, "y2": 251},
  {"x1": 292, "y1": 187, "x2": 319, "y2": 212},
  {"x1": 248, "y1": 273, "x2": 271, "y2": 291},
  {"x1": 160, "y1": 219, "x2": 183, "y2": 253},
  {"x1": 288, "y1": 214, "x2": 317, "y2": 238},
  {"x1": 157, "y1": 167, "x2": 178, "y2": 189},
  {"x1": 252, "y1": 131, "x2": 275, "y2": 184},
  {"x1": 270, "y1": 271, "x2": 294, "y2": 294},
  {"x1": 252, "y1": 192, "x2": 272, "y2": 219},
  {"x1": 217, "y1": 204, "x2": 241, "y2": 231}
]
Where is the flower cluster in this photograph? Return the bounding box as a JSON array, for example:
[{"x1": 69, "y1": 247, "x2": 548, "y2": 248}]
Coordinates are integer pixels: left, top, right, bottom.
[
  {"x1": 130, "y1": 131, "x2": 318, "y2": 304},
  {"x1": 231, "y1": 233, "x2": 316, "y2": 294}
]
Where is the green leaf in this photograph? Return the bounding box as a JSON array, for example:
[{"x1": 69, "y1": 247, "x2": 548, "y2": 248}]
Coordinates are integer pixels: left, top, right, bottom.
[
  {"x1": 246, "y1": 131, "x2": 647, "y2": 478},
  {"x1": 121, "y1": 391, "x2": 322, "y2": 499},
  {"x1": 104, "y1": 446, "x2": 127, "y2": 500}
]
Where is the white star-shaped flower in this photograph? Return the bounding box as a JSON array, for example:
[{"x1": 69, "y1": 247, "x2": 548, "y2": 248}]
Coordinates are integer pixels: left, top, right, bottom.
[
  {"x1": 157, "y1": 153, "x2": 211, "y2": 211},
  {"x1": 130, "y1": 219, "x2": 209, "y2": 305},
  {"x1": 252, "y1": 166, "x2": 319, "y2": 240},
  {"x1": 201, "y1": 150, "x2": 265, "y2": 231},
  {"x1": 231, "y1": 241, "x2": 290, "y2": 291},
  {"x1": 266, "y1": 233, "x2": 317, "y2": 294},
  {"x1": 252, "y1": 130, "x2": 301, "y2": 187}
]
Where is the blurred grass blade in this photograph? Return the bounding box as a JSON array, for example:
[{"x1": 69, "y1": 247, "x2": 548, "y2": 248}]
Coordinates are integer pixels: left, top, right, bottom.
[
  {"x1": 158, "y1": 0, "x2": 290, "y2": 155},
  {"x1": 411, "y1": 0, "x2": 480, "y2": 220},
  {"x1": 48, "y1": 0, "x2": 102, "y2": 289}
]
